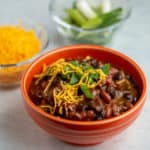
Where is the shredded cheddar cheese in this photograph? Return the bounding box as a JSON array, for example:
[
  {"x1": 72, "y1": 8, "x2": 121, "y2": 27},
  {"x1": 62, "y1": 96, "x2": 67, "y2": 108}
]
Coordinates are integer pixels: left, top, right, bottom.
[
  {"x1": 53, "y1": 82, "x2": 84, "y2": 115},
  {"x1": 0, "y1": 25, "x2": 40, "y2": 64}
]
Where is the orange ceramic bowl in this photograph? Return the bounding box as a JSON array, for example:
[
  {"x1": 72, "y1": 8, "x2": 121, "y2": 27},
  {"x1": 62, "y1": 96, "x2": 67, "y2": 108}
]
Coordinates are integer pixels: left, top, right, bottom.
[{"x1": 21, "y1": 45, "x2": 147, "y2": 146}]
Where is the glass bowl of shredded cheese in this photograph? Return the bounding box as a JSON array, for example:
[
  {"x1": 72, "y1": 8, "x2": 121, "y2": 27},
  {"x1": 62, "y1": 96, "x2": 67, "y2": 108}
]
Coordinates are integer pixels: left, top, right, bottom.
[{"x1": 0, "y1": 18, "x2": 48, "y2": 87}]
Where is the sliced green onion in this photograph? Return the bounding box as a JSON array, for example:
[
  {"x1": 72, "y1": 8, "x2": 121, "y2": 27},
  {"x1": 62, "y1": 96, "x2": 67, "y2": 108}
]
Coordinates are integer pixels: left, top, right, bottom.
[
  {"x1": 94, "y1": 6, "x2": 103, "y2": 16},
  {"x1": 101, "y1": 18, "x2": 121, "y2": 28},
  {"x1": 101, "y1": 64, "x2": 110, "y2": 75},
  {"x1": 76, "y1": 0, "x2": 97, "y2": 19},
  {"x1": 89, "y1": 72, "x2": 99, "y2": 81},
  {"x1": 70, "y1": 73, "x2": 79, "y2": 85},
  {"x1": 101, "y1": 8, "x2": 123, "y2": 20},
  {"x1": 82, "y1": 17, "x2": 103, "y2": 29},
  {"x1": 65, "y1": 9, "x2": 87, "y2": 26},
  {"x1": 80, "y1": 84, "x2": 93, "y2": 99},
  {"x1": 100, "y1": 8, "x2": 123, "y2": 27}
]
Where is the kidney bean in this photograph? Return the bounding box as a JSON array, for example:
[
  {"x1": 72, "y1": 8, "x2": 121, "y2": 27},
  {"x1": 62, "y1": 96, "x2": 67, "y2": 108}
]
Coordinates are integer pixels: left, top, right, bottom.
[
  {"x1": 106, "y1": 75, "x2": 113, "y2": 85},
  {"x1": 80, "y1": 111, "x2": 87, "y2": 120},
  {"x1": 75, "y1": 112, "x2": 83, "y2": 120},
  {"x1": 125, "y1": 101, "x2": 133, "y2": 110},
  {"x1": 113, "y1": 71, "x2": 125, "y2": 81},
  {"x1": 100, "y1": 90, "x2": 111, "y2": 104},
  {"x1": 124, "y1": 93, "x2": 133, "y2": 102},
  {"x1": 86, "y1": 110, "x2": 95, "y2": 120},
  {"x1": 107, "y1": 86, "x2": 116, "y2": 98},
  {"x1": 112, "y1": 103, "x2": 121, "y2": 116},
  {"x1": 68, "y1": 112, "x2": 82, "y2": 120},
  {"x1": 105, "y1": 105, "x2": 113, "y2": 118}
]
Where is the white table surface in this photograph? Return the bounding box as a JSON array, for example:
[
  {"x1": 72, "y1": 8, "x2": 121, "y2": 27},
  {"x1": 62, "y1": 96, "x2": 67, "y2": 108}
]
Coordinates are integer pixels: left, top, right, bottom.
[{"x1": 0, "y1": 0, "x2": 150, "y2": 150}]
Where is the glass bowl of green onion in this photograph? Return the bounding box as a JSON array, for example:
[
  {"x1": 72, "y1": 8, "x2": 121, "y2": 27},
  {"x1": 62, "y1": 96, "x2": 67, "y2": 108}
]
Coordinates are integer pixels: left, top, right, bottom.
[{"x1": 49, "y1": 0, "x2": 131, "y2": 46}]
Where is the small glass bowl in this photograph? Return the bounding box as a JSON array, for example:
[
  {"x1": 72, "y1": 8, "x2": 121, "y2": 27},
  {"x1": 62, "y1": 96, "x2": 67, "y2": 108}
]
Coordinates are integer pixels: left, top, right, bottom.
[
  {"x1": 0, "y1": 18, "x2": 49, "y2": 87},
  {"x1": 49, "y1": 0, "x2": 131, "y2": 46}
]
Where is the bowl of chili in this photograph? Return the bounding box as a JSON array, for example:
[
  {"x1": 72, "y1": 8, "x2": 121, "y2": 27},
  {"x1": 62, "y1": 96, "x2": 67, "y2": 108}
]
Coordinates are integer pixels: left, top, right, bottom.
[{"x1": 21, "y1": 45, "x2": 147, "y2": 146}]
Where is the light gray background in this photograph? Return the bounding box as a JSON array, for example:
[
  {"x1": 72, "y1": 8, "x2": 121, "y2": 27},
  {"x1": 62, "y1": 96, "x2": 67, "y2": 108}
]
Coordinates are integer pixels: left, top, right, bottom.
[{"x1": 0, "y1": 0, "x2": 150, "y2": 150}]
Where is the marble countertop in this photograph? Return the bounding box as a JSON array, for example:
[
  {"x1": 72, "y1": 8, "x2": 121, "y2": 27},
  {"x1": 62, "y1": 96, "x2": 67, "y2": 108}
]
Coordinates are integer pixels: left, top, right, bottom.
[{"x1": 0, "y1": 0, "x2": 150, "y2": 150}]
